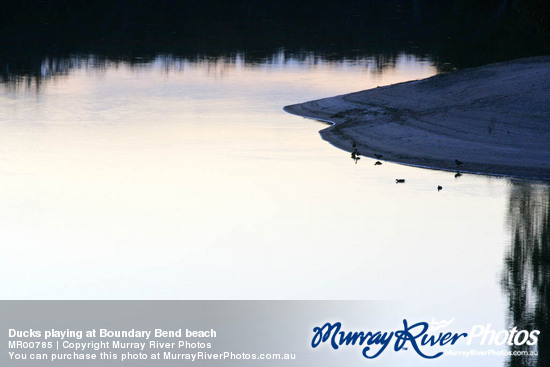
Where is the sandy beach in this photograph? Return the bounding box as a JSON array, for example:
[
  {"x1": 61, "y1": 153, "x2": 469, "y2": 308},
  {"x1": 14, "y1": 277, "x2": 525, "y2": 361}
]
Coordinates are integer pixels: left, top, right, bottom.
[{"x1": 284, "y1": 56, "x2": 550, "y2": 179}]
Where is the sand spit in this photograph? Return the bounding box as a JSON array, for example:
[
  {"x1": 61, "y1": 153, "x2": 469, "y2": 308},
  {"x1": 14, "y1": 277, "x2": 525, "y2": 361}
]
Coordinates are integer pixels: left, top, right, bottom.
[{"x1": 284, "y1": 56, "x2": 550, "y2": 179}]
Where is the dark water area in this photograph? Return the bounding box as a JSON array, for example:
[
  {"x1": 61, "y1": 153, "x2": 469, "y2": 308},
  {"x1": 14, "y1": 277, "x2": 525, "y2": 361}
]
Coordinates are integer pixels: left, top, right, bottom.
[
  {"x1": 504, "y1": 183, "x2": 550, "y2": 367},
  {"x1": 1, "y1": 0, "x2": 549, "y2": 87}
]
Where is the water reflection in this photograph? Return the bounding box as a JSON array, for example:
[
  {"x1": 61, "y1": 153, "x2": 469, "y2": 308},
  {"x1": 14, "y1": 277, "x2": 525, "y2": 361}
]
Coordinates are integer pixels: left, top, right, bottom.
[
  {"x1": 0, "y1": 51, "x2": 432, "y2": 92},
  {"x1": 1, "y1": 51, "x2": 428, "y2": 90},
  {"x1": 2, "y1": 1, "x2": 548, "y2": 90},
  {"x1": 503, "y1": 182, "x2": 550, "y2": 366}
]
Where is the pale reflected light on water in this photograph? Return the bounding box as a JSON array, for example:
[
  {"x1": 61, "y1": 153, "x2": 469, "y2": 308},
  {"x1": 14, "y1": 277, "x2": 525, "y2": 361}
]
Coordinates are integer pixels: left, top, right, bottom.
[{"x1": 0, "y1": 51, "x2": 548, "y2": 364}]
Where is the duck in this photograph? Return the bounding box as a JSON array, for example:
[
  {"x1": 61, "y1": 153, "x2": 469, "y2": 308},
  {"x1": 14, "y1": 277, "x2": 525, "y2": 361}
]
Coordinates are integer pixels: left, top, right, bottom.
[
  {"x1": 437, "y1": 185, "x2": 443, "y2": 191},
  {"x1": 374, "y1": 161, "x2": 382, "y2": 166},
  {"x1": 395, "y1": 179, "x2": 405, "y2": 183}
]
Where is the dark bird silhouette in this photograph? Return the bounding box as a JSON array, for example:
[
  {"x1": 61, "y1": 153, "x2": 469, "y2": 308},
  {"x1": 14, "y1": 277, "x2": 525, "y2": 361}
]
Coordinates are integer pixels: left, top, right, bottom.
[
  {"x1": 351, "y1": 149, "x2": 360, "y2": 164},
  {"x1": 455, "y1": 159, "x2": 464, "y2": 167},
  {"x1": 437, "y1": 185, "x2": 443, "y2": 191},
  {"x1": 374, "y1": 161, "x2": 382, "y2": 166},
  {"x1": 454, "y1": 172, "x2": 462, "y2": 178},
  {"x1": 395, "y1": 179, "x2": 405, "y2": 183}
]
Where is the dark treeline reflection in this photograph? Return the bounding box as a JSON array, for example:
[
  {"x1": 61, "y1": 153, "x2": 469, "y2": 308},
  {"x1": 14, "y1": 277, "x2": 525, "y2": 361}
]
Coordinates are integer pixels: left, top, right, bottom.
[
  {"x1": 0, "y1": 52, "x2": 414, "y2": 92},
  {"x1": 503, "y1": 183, "x2": 550, "y2": 367},
  {"x1": 1, "y1": 0, "x2": 549, "y2": 88}
]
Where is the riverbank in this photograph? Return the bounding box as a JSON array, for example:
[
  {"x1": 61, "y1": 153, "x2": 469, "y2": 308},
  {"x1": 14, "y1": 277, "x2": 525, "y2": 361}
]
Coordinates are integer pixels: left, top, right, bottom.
[{"x1": 284, "y1": 56, "x2": 550, "y2": 179}]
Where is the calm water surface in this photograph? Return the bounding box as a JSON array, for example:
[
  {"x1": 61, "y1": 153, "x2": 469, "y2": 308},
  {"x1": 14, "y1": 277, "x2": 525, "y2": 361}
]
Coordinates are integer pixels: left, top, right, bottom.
[{"x1": 0, "y1": 52, "x2": 548, "y2": 365}]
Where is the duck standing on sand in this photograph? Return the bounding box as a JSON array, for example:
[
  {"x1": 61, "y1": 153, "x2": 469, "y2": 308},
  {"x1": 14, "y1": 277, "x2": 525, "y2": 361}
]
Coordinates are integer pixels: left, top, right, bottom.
[{"x1": 351, "y1": 148, "x2": 361, "y2": 163}]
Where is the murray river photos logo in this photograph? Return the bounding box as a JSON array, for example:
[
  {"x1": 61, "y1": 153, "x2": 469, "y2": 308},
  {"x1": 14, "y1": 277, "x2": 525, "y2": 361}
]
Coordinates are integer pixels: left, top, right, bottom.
[{"x1": 311, "y1": 319, "x2": 540, "y2": 359}]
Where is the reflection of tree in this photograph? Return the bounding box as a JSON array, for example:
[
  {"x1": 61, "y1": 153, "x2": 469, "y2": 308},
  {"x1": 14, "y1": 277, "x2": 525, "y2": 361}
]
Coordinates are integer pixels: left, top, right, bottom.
[
  {"x1": 1, "y1": 0, "x2": 549, "y2": 89},
  {"x1": 502, "y1": 183, "x2": 550, "y2": 367},
  {"x1": 0, "y1": 51, "x2": 411, "y2": 92}
]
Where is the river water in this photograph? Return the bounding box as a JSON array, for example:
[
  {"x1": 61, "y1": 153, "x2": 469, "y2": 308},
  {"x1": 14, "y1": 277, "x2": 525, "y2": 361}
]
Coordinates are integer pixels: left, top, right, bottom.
[{"x1": 0, "y1": 51, "x2": 548, "y2": 366}]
